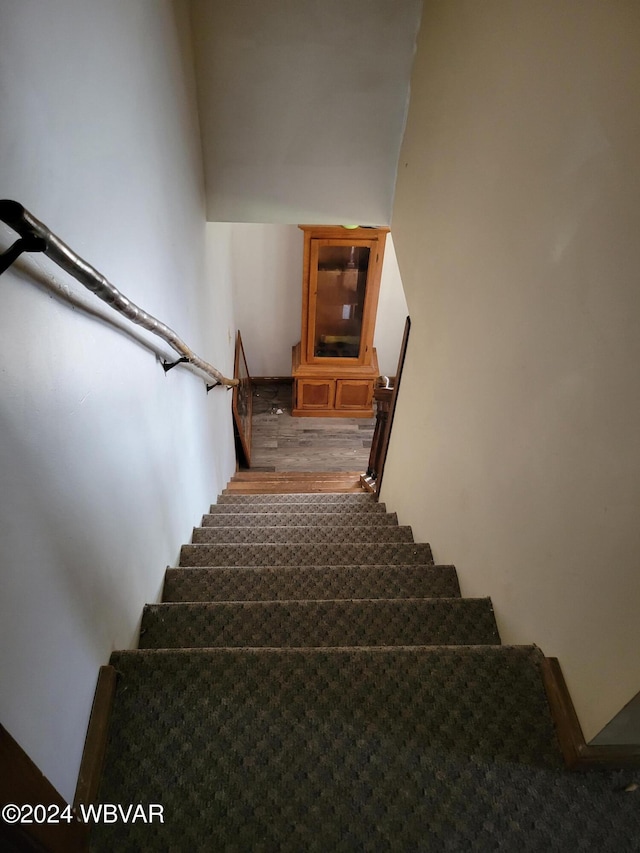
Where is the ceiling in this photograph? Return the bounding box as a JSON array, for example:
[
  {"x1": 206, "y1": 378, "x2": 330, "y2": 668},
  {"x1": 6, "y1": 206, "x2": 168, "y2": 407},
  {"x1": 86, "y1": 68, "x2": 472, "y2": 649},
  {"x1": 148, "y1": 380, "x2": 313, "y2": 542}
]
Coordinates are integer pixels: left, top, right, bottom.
[{"x1": 190, "y1": 0, "x2": 423, "y2": 225}]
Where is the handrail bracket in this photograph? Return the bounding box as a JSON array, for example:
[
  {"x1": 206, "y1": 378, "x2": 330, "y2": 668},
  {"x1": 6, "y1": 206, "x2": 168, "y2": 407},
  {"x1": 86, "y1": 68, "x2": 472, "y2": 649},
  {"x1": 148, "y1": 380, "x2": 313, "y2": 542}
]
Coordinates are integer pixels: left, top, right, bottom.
[
  {"x1": 162, "y1": 356, "x2": 190, "y2": 373},
  {"x1": 0, "y1": 236, "x2": 47, "y2": 275}
]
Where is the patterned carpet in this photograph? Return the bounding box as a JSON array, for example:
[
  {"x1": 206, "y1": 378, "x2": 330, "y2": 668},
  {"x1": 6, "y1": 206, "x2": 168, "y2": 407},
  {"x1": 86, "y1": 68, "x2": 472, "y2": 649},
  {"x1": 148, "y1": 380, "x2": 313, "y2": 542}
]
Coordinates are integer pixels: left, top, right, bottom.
[
  {"x1": 207, "y1": 499, "x2": 389, "y2": 514},
  {"x1": 163, "y1": 564, "x2": 461, "y2": 602},
  {"x1": 139, "y1": 598, "x2": 500, "y2": 649},
  {"x1": 191, "y1": 524, "x2": 415, "y2": 544},
  {"x1": 92, "y1": 491, "x2": 640, "y2": 851},
  {"x1": 179, "y1": 541, "x2": 435, "y2": 568},
  {"x1": 200, "y1": 510, "x2": 400, "y2": 527}
]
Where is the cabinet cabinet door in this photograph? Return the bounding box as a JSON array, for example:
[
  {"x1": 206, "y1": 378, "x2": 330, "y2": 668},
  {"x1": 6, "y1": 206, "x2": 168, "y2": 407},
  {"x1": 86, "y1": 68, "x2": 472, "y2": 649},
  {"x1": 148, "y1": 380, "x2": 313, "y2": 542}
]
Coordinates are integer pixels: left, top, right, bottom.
[
  {"x1": 335, "y1": 380, "x2": 374, "y2": 411},
  {"x1": 297, "y1": 379, "x2": 336, "y2": 410},
  {"x1": 306, "y1": 238, "x2": 379, "y2": 366}
]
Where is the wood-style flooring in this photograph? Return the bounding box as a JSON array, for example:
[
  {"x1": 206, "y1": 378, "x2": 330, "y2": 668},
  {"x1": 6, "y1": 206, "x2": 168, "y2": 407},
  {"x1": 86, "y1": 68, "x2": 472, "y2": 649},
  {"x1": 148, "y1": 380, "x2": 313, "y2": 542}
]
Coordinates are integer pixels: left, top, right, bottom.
[{"x1": 247, "y1": 381, "x2": 375, "y2": 473}]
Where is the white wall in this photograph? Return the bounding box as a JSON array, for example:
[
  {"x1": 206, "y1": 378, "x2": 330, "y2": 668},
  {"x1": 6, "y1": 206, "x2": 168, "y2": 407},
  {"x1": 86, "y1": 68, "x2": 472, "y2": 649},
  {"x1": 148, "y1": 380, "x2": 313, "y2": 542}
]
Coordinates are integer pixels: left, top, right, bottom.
[
  {"x1": 0, "y1": 0, "x2": 236, "y2": 801},
  {"x1": 227, "y1": 226, "x2": 408, "y2": 377},
  {"x1": 227, "y1": 225, "x2": 303, "y2": 377},
  {"x1": 190, "y1": 0, "x2": 422, "y2": 225},
  {"x1": 382, "y1": 0, "x2": 640, "y2": 742}
]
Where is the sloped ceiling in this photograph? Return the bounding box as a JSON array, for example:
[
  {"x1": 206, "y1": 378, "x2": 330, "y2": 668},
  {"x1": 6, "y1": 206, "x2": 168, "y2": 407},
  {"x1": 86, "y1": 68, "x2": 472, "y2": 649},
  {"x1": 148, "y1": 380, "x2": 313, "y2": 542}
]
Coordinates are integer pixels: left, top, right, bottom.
[{"x1": 190, "y1": 0, "x2": 422, "y2": 224}]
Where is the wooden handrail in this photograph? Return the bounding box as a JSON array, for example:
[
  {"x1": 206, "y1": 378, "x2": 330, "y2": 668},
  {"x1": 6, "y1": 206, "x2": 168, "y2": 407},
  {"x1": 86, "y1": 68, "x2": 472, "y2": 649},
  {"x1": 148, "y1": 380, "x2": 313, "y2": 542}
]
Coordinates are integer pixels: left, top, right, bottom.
[{"x1": 0, "y1": 200, "x2": 237, "y2": 389}]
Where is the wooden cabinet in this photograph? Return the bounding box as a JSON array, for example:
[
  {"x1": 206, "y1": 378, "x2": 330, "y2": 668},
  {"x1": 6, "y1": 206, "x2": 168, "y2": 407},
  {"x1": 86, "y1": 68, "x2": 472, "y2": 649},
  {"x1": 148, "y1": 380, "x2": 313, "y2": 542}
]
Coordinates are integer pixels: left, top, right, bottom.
[{"x1": 292, "y1": 225, "x2": 388, "y2": 417}]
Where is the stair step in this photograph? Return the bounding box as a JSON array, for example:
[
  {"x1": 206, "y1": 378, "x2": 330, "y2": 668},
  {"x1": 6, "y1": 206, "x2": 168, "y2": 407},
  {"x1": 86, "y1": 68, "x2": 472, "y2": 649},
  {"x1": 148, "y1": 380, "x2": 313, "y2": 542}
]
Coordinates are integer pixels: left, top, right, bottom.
[
  {"x1": 93, "y1": 475, "x2": 640, "y2": 851},
  {"x1": 139, "y1": 598, "x2": 499, "y2": 648},
  {"x1": 96, "y1": 645, "x2": 572, "y2": 851},
  {"x1": 216, "y1": 492, "x2": 375, "y2": 505},
  {"x1": 223, "y1": 483, "x2": 365, "y2": 493},
  {"x1": 163, "y1": 565, "x2": 461, "y2": 602},
  {"x1": 208, "y1": 500, "x2": 388, "y2": 515},
  {"x1": 201, "y1": 510, "x2": 399, "y2": 527},
  {"x1": 179, "y1": 542, "x2": 434, "y2": 568},
  {"x1": 191, "y1": 525, "x2": 414, "y2": 545}
]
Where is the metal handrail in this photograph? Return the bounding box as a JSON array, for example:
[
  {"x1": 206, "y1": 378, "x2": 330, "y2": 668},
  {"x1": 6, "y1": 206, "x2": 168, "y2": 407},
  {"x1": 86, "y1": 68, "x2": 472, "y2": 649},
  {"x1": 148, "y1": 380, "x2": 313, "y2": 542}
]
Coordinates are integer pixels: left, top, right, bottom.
[{"x1": 0, "y1": 200, "x2": 237, "y2": 388}]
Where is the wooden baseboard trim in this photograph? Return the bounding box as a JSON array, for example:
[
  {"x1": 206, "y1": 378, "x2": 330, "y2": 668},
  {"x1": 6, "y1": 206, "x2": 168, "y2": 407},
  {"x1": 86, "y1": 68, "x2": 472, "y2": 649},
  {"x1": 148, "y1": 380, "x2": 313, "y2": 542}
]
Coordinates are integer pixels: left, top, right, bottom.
[
  {"x1": 541, "y1": 657, "x2": 640, "y2": 770},
  {"x1": 74, "y1": 665, "x2": 118, "y2": 808},
  {"x1": 252, "y1": 376, "x2": 292, "y2": 384},
  {"x1": 291, "y1": 407, "x2": 374, "y2": 418},
  {"x1": 0, "y1": 725, "x2": 88, "y2": 852}
]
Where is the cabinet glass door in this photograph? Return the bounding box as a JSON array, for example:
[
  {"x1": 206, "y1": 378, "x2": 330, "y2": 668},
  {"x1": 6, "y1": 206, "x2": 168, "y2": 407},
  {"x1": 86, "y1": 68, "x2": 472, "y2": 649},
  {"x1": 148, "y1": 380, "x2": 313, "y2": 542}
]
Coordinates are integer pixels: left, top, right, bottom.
[{"x1": 312, "y1": 242, "x2": 371, "y2": 359}]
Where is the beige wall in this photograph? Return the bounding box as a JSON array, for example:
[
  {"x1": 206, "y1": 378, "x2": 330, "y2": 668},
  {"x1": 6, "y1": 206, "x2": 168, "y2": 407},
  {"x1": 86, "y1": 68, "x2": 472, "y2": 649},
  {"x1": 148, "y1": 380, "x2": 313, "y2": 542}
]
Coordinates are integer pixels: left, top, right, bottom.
[
  {"x1": 382, "y1": 0, "x2": 640, "y2": 741},
  {"x1": 375, "y1": 237, "x2": 410, "y2": 378}
]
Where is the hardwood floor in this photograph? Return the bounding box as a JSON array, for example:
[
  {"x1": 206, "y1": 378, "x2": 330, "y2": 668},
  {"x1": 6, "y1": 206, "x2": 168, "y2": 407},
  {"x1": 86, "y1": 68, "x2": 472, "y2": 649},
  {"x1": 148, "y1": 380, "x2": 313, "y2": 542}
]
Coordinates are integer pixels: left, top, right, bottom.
[{"x1": 247, "y1": 381, "x2": 375, "y2": 473}]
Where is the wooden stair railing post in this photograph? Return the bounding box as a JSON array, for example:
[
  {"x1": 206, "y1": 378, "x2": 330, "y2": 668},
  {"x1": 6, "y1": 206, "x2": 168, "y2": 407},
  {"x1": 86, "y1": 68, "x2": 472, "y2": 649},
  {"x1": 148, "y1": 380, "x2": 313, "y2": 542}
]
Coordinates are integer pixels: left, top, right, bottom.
[
  {"x1": 366, "y1": 387, "x2": 393, "y2": 480},
  {"x1": 361, "y1": 316, "x2": 411, "y2": 496}
]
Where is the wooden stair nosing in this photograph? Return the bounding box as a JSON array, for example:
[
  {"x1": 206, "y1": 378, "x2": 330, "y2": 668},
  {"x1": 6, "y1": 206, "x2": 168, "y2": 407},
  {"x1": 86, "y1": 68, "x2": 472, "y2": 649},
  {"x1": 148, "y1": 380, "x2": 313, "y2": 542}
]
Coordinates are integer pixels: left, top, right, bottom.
[
  {"x1": 230, "y1": 471, "x2": 365, "y2": 480},
  {"x1": 216, "y1": 492, "x2": 376, "y2": 503}
]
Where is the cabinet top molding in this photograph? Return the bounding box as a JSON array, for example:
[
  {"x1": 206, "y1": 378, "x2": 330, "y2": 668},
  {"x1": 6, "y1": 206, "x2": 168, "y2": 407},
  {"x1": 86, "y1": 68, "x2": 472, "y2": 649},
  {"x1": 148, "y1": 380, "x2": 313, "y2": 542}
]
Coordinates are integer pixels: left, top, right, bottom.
[{"x1": 298, "y1": 225, "x2": 390, "y2": 239}]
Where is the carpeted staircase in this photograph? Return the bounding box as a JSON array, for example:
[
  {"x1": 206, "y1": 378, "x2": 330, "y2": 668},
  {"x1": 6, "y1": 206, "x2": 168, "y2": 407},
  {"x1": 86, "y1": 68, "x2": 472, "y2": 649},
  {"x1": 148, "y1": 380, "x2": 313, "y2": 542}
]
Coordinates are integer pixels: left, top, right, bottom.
[{"x1": 92, "y1": 481, "x2": 640, "y2": 852}]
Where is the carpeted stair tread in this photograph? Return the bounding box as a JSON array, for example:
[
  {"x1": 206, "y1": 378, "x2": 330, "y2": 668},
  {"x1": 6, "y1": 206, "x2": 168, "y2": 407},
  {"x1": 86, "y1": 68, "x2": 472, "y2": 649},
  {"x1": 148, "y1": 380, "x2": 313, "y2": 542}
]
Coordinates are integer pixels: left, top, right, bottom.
[
  {"x1": 208, "y1": 499, "x2": 389, "y2": 514},
  {"x1": 139, "y1": 598, "x2": 499, "y2": 648},
  {"x1": 163, "y1": 564, "x2": 461, "y2": 602},
  {"x1": 179, "y1": 541, "x2": 434, "y2": 567},
  {"x1": 201, "y1": 510, "x2": 399, "y2": 527},
  {"x1": 215, "y1": 492, "x2": 376, "y2": 505},
  {"x1": 191, "y1": 524, "x2": 414, "y2": 545},
  {"x1": 93, "y1": 645, "x2": 640, "y2": 852}
]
